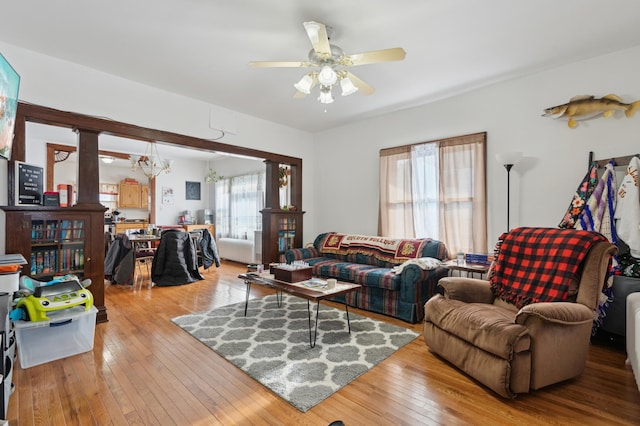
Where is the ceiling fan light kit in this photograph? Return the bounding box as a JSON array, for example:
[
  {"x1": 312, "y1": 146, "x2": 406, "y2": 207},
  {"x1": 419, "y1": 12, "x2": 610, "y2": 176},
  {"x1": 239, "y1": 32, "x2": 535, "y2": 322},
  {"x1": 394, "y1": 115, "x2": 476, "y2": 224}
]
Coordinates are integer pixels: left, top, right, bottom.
[{"x1": 250, "y1": 20, "x2": 406, "y2": 106}]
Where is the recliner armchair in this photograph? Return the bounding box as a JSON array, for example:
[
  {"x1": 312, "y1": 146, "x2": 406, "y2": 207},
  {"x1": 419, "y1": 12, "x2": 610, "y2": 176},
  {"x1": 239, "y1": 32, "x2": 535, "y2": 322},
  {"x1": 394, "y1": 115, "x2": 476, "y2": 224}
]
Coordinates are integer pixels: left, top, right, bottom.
[{"x1": 423, "y1": 227, "x2": 617, "y2": 398}]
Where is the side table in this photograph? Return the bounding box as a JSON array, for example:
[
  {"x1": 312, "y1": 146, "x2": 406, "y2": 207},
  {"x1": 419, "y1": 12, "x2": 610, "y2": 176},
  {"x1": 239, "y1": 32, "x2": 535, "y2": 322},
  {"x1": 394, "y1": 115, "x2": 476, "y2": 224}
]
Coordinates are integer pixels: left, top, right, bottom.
[{"x1": 443, "y1": 260, "x2": 491, "y2": 279}]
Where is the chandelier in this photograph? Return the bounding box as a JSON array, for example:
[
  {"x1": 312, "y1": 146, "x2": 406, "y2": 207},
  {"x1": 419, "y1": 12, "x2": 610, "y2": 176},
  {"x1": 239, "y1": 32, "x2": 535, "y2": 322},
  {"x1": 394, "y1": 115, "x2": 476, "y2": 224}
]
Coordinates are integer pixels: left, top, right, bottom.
[{"x1": 129, "y1": 142, "x2": 173, "y2": 179}]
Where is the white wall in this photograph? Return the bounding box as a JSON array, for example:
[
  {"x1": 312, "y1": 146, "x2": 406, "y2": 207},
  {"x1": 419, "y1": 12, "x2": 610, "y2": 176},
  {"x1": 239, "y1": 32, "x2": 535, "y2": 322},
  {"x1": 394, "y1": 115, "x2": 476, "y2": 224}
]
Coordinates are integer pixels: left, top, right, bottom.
[
  {"x1": 313, "y1": 45, "x2": 640, "y2": 249},
  {"x1": 0, "y1": 41, "x2": 316, "y2": 253},
  {"x1": 2, "y1": 41, "x2": 640, "y2": 253},
  {"x1": 153, "y1": 158, "x2": 210, "y2": 225}
]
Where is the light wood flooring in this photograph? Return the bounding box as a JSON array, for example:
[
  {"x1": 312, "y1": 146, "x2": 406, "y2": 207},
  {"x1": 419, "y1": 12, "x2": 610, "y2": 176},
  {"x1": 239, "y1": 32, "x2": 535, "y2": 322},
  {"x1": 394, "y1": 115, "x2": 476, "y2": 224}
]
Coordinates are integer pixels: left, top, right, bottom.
[{"x1": 7, "y1": 261, "x2": 640, "y2": 425}]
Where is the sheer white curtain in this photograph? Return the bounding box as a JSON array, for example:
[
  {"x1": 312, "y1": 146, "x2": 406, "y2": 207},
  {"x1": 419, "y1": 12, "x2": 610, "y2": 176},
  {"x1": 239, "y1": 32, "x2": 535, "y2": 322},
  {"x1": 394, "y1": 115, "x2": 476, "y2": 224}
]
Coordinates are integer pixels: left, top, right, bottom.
[
  {"x1": 379, "y1": 146, "x2": 415, "y2": 238},
  {"x1": 411, "y1": 143, "x2": 439, "y2": 239},
  {"x1": 214, "y1": 171, "x2": 265, "y2": 240},
  {"x1": 214, "y1": 178, "x2": 230, "y2": 239},
  {"x1": 379, "y1": 133, "x2": 486, "y2": 256},
  {"x1": 438, "y1": 136, "x2": 487, "y2": 255}
]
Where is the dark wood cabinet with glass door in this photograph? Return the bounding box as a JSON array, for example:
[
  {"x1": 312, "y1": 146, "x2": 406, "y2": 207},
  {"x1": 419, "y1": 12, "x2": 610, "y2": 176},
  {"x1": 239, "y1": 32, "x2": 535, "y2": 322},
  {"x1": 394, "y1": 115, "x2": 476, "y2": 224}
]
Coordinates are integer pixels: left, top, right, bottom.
[
  {"x1": 260, "y1": 209, "x2": 304, "y2": 264},
  {"x1": 0, "y1": 205, "x2": 107, "y2": 322}
]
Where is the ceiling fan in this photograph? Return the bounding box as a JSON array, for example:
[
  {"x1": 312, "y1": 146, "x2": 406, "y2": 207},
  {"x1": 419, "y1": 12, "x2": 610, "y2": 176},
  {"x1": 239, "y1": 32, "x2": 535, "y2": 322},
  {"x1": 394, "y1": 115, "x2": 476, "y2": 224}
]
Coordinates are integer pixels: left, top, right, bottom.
[{"x1": 249, "y1": 21, "x2": 406, "y2": 104}]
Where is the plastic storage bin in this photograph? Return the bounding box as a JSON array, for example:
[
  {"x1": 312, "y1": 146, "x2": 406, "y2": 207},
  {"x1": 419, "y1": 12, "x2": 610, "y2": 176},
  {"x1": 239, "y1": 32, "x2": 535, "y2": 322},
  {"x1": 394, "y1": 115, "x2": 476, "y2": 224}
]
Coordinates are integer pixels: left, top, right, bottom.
[{"x1": 14, "y1": 306, "x2": 97, "y2": 368}]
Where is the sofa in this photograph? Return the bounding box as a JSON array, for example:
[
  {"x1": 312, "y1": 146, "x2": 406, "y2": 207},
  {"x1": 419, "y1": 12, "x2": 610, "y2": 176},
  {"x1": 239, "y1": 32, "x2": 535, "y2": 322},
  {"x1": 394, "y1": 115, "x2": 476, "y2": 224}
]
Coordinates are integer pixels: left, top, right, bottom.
[
  {"x1": 627, "y1": 292, "x2": 640, "y2": 391},
  {"x1": 284, "y1": 232, "x2": 449, "y2": 323}
]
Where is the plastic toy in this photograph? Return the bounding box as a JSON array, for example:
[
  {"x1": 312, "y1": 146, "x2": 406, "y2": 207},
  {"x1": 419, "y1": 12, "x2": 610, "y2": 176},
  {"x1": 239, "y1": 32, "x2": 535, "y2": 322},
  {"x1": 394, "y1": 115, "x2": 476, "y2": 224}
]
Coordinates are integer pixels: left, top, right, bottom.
[{"x1": 11, "y1": 274, "x2": 93, "y2": 322}]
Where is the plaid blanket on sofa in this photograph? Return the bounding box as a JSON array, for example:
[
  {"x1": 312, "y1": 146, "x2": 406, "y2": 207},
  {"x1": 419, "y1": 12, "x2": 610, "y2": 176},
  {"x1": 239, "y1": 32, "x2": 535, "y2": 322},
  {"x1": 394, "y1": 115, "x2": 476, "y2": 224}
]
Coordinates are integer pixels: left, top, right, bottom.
[{"x1": 490, "y1": 227, "x2": 608, "y2": 308}]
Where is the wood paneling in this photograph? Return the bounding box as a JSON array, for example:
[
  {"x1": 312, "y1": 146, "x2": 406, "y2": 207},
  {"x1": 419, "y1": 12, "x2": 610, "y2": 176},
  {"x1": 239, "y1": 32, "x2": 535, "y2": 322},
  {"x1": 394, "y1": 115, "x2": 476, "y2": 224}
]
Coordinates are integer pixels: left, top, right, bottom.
[{"x1": 7, "y1": 261, "x2": 640, "y2": 424}]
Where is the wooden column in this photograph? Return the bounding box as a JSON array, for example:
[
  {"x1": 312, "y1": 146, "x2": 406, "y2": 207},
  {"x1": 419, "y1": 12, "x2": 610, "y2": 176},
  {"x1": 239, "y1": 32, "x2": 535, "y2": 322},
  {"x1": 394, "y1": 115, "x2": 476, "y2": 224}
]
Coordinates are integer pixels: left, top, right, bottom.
[
  {"x1": 264, "y1": 159, "x2": 281, "y2": 209},
  {"x1": 74, "y1": 128, "x2": 101, "y2": 205}
]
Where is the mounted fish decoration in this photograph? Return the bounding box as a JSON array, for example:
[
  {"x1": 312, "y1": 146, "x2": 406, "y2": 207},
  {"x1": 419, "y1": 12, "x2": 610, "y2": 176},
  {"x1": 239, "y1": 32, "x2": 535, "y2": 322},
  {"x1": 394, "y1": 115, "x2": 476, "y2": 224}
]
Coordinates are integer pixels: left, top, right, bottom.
[{"x1": 542, "y1": 94, "x2": 640, "y2": 128}]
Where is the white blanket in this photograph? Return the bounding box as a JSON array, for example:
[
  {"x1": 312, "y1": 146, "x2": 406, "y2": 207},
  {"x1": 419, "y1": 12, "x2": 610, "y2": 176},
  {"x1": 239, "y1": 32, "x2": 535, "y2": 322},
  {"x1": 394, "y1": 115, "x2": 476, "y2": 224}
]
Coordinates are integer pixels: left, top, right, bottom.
[
  {"x1": 391, "y1": 257, "x2": 442, "y2": 274},
  {"x1": 615, "y1": 156, "x2": 640, "y2": 258}
]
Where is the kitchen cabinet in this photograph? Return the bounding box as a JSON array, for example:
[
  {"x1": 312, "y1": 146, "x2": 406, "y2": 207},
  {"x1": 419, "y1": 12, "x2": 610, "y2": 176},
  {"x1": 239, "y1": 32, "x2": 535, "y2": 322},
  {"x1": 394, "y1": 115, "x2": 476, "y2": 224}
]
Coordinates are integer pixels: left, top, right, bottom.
[
  {"x1": 118, "y1": 183, "x2": 148, "y2": 209},
  {"x1": 140, "y1": 185, "x2": 149, "y2": 209},
  {"x1": 114, "y1": 222, "x2": 149, "y2": 235}
]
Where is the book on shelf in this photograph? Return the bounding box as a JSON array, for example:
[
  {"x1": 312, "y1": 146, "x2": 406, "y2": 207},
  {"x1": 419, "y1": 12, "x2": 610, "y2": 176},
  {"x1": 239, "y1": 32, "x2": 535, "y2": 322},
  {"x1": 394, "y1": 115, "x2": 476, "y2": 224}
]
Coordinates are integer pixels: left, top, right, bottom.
[
  {"x1": 60, "y1": 220, "x2": 71, "y2": 240},
  {"x1": 73, "y1": 220, "x2": 84, "y2": 239}
]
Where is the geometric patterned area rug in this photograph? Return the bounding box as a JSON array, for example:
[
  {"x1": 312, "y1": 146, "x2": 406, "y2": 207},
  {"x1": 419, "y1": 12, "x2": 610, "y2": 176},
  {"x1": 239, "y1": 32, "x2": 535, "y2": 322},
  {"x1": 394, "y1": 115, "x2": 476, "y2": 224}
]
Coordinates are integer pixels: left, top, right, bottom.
[{"x1": 171, "y1": 294, "x2": 420, "y2": 412}]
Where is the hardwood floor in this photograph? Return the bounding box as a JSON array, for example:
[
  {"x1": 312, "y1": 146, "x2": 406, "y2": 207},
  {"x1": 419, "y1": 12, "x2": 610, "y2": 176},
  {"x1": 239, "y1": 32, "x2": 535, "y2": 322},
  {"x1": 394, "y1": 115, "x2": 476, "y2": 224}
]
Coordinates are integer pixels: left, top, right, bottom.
[{"x1": 7, "y1": 261, "x2": 640, "y2": 425}]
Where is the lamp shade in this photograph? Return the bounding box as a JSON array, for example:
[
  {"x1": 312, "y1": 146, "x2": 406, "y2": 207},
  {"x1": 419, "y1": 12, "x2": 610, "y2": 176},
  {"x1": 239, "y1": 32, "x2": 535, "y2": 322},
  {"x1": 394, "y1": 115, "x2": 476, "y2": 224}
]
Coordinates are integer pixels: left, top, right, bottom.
[
  {"x1": 340, "y1": 77, "x2": 358, "y2": 96},
  {"x1": 294, "y1": 74, "x2": 314, "y2": 94},
  {"x1": 495, "y1": 151, "x2": 523, "y2": 166},
  {"x1": 317, "y1": 87, "x2": 334, "y2": 104}
]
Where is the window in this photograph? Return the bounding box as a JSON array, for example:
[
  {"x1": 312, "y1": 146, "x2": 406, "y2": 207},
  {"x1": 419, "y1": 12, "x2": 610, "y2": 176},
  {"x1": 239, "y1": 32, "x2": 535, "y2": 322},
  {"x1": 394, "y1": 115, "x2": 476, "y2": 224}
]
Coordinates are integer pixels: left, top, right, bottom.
[
  {"x1": 379, "y1": 132, "x2": 486, "y2": 256},
  {"x1": 214, "y1": 171, "x2": 265, "y2": 240}
]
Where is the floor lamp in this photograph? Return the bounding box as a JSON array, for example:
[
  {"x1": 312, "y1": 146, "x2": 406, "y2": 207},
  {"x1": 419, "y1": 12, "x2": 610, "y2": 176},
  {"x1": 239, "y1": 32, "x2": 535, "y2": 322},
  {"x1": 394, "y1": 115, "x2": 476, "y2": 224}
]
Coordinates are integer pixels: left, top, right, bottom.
[{"x1": 495, "y1": 152, "x2": 523, "y2": 232}]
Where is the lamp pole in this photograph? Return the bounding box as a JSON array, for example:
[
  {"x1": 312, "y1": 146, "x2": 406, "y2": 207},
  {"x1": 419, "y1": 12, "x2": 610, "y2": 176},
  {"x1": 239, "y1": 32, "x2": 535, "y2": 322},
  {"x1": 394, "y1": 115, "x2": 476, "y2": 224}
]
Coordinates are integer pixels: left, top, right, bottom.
[{"x1": 504, "y1": 163, "x2": 514, "y2": 232}]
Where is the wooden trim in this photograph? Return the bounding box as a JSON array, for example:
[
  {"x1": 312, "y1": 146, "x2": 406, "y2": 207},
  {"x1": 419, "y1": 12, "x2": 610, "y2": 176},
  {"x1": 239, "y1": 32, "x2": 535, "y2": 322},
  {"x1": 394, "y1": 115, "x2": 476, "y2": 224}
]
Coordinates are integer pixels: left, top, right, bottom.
[
  {"x1": 46, "y1": 144, "x2": 55, "y2": 192},
  {"x1": 589, "y1": 150, "x2": 640, "y2": 168},
  {"x1": 380, "y1": 131, "x2": 487, "y2": 156},
  {"x1": 17, "y1": 102, "x2": 302, "y2": 166}
]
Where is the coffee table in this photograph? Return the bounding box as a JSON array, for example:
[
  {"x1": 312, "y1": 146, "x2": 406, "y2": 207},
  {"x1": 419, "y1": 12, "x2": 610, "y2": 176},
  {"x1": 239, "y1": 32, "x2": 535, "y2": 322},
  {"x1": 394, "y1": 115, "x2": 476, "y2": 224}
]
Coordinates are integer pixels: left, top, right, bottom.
[{"x1": 238, "y1": 273, "x2": 361, "y2": 348}]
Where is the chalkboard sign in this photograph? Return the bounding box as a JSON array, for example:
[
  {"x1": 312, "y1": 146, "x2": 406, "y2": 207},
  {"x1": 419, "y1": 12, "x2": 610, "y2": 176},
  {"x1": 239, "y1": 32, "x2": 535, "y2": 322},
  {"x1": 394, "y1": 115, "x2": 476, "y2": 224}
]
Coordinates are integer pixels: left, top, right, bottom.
[
  {"x1": 185, "y1": 181, "x2": 201, "y2": 200},
  {"x1": 15, "y1": 161, "x2": 44, "y2": 205}
]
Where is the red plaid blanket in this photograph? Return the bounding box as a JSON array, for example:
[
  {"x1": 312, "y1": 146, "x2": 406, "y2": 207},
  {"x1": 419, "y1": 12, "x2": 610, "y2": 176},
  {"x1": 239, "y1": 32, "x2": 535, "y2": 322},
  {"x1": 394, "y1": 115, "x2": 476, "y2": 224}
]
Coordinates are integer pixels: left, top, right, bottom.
[{"x1": 490, "y1": 227, "x2": 608, "y2": 308}]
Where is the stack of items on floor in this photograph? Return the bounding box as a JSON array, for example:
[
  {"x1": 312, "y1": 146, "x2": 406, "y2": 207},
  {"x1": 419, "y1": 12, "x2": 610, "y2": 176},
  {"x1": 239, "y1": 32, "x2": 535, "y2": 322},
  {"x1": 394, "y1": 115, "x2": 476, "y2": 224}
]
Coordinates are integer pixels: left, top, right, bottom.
[
  {"x1": 0, "y1": 254, "x2": 26, "y2": 418},
  {"x1": 10, "y1": 274, "x2": 97, "y2": 369}
]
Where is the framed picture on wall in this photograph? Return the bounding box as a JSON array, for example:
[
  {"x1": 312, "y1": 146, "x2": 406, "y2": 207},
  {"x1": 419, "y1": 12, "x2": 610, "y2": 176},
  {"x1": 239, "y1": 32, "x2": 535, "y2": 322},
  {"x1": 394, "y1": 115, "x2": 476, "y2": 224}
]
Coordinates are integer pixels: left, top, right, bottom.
[
  {"x1": 185, "y1": 181, "x2": 201, "y2": 200},
  {"x1": 162, "y1": 186, "x2": 174, "y2": 204}
]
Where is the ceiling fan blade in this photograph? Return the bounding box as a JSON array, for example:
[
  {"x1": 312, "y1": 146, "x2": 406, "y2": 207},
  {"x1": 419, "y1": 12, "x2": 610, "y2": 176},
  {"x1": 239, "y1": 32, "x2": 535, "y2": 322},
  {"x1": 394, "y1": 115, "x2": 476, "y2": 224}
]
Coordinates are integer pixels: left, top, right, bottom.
[
  {"x1": 342, "y1": 47, "x2": 406, "y2": 66},
  {"x1": 303, "y1": 21, "x2": 332, "y2": 57},
  {"x1": 249, "y1": 61, "x2": 309, "y2": 68},
  {"x1": 345, "y1": 71, "x2": 375, "y2": 96}
]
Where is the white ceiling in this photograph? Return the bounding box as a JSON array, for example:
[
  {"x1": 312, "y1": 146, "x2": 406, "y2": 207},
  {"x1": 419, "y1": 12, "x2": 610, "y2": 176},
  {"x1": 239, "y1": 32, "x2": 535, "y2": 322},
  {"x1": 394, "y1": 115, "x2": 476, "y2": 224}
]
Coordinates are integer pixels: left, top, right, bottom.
[{"x1": 3, "y1": 1, "x2": 640, "y2": 135}]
